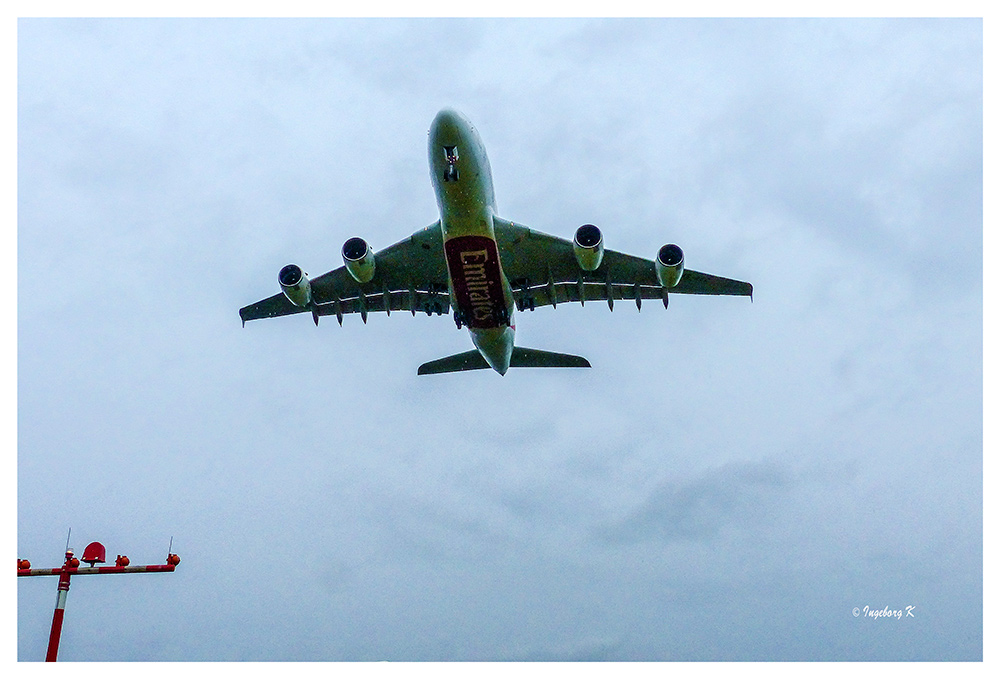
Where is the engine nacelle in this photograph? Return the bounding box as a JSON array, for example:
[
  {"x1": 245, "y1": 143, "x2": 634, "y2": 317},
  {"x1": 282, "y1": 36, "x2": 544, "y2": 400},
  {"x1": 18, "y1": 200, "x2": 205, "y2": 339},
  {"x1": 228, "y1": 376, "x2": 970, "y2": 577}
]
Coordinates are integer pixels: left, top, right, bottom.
[
  {"x1": 573, "y1": 224, "x2": 604, "y2": 271},
  {"x1": 342, "y1": 237, "x2": 376, "y2": 283},
  {"x1": 278, "y1": 264, "x2": 312, "y2": 307},
  {"x1": 655, "y1": 244, "x2": 684, "y2": 288}
]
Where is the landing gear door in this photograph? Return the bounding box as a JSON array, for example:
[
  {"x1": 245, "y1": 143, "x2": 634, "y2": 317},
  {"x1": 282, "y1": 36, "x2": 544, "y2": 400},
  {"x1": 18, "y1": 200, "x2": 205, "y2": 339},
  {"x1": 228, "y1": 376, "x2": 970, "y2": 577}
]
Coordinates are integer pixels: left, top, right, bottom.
[{"x1": 443, "y1": 145, "x2": 459, "y2": 182}]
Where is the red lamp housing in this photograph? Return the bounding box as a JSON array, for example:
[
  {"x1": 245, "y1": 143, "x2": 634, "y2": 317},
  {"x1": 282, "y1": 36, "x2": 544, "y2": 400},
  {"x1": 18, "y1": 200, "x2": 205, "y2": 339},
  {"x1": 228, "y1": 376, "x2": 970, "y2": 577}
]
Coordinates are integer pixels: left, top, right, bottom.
[{"x1": 81, "y1": 542, "x2": 106, "y2": 566}]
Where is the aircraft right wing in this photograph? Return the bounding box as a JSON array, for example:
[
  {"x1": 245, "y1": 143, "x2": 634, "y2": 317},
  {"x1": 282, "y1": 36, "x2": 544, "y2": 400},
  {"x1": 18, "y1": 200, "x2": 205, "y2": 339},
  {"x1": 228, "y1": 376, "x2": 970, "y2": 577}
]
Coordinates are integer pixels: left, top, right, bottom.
[
  {"x1": 493, "y1": 217, "x2": 752, "y2": 311},
  {"x1": 239, "y1": 221, "x2": 452, "y2": 325}
]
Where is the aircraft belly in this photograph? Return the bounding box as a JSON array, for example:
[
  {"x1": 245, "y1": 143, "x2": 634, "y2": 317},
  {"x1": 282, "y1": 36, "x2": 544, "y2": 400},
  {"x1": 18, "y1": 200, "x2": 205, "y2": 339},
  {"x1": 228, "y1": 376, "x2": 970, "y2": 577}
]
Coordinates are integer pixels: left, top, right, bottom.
[{"x1": 445, "y1": 234, "x2": 509, "y2": 329}]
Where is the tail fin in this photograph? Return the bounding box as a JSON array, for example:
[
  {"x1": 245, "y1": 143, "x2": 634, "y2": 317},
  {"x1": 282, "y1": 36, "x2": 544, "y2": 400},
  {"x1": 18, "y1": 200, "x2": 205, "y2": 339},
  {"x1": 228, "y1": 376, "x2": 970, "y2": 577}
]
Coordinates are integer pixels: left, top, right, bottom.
[{"x1": 417, "y1": 347, "x2": 591, "y2": 375}]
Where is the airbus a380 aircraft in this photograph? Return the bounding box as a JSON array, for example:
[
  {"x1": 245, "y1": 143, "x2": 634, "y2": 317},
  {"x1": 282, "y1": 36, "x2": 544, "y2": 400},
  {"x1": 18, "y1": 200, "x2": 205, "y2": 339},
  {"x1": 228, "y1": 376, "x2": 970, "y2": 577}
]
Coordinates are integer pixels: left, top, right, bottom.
[{"x1": 240, "y1": 109, "x2": 752, "y2": 375}]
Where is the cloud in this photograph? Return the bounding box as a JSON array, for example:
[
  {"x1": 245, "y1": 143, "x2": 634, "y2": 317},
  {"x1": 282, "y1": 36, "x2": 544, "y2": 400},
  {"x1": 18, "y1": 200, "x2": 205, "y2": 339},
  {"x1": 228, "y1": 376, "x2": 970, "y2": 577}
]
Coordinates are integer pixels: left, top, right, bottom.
[
  {"x1": 509, "y1": 636, "x2": 624, "y2": 662},
  {"x1": 596, "y1": 460, "x2": 792, "y2": 544}
]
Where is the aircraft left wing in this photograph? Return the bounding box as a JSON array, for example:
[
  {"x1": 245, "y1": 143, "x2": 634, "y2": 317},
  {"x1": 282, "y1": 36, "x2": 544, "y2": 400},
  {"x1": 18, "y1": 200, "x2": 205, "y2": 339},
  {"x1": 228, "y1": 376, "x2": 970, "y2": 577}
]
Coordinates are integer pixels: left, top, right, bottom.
[
  {"x1": 493, "y1": 217, "x2": 752, "y2": 311},
  {"x1": 239, "y1": 221, "x2": 452, "y2": 325}
]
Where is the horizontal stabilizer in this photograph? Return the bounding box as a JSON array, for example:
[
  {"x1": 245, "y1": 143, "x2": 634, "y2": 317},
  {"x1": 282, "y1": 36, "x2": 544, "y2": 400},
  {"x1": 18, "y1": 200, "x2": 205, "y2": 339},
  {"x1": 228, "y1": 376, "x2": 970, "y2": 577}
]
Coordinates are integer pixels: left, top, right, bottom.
[
  {"x1": 509, "y1": 347, "x2": 591, "y2": 369},
  {"x1": 417, "y1": 347, "x2": 591, "y2": 375},
  {"x1": 417, "y1": 350, "x2": 491, "y2": 375}
]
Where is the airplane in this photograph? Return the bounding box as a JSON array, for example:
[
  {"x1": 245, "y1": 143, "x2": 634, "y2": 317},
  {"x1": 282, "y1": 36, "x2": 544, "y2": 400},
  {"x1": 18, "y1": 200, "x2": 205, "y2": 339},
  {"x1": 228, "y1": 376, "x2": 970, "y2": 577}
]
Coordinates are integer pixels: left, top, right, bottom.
[{"x1": 240, "y1": 108, "x2": 752, "y2": 375}]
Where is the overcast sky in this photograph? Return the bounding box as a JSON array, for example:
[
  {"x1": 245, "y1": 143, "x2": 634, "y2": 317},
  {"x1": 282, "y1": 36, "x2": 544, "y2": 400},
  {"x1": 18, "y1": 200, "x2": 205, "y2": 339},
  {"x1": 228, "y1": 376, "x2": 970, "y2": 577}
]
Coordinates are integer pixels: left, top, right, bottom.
[{"x1": 16, "y1": 17, "x2": 982, "y2": 662}]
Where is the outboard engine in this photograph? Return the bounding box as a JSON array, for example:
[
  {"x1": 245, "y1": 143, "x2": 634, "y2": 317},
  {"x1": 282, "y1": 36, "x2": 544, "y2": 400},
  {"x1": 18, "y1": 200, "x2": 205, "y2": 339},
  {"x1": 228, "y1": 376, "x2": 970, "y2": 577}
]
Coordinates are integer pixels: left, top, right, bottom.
[
  {"x1": 573, "y1": 224, "x2": 604, "y2": 271},
  {"x1": 655, "y1": 244, "x2": 684, "y2": 288},
  {"x1": 279, "y1": 264, "x2": 312, "y2": 307},
  {"x1": 343, "y1": 237, "x2": 376, "y2": 283}
]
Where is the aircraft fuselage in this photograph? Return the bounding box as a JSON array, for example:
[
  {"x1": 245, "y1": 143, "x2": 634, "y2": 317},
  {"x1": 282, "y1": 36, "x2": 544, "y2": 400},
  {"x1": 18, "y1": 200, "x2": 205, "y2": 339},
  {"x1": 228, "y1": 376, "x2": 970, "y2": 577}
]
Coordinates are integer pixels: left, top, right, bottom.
[{"x1": 428, "y1": 109, "x2": 516, "y2": 374}]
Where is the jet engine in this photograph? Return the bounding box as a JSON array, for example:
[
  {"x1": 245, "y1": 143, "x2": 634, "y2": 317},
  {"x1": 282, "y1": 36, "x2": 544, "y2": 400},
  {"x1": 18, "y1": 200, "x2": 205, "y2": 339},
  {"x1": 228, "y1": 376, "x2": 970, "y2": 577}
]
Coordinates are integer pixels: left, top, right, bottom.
[
  {"x1": 573, "y1": 224, "x2": 604, "y2": 271},
  {"x1": 655, "y1": 244, "x2": 684, "y2": 288},
  {"x1": 278, "y1": 264, "x2": 312, "y2": 307},
  {"x1": 343, "y1": 237, "x2": 376, "y2": 283}
]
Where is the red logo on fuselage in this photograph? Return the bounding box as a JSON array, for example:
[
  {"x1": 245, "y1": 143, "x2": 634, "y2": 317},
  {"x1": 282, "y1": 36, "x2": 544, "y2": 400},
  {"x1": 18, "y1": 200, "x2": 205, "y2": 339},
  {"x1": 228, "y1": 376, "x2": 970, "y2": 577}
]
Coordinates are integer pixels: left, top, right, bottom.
[{"x1": 445, "y1": 235, "x2": 507, "y2": 329}]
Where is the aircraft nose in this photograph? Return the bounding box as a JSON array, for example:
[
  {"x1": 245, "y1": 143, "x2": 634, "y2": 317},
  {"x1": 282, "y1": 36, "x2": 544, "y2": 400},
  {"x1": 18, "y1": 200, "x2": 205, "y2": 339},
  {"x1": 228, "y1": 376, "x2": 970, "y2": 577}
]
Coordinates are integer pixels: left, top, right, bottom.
[{"x1": 430, "y1": 108, "x2": 467, "y2": 145}]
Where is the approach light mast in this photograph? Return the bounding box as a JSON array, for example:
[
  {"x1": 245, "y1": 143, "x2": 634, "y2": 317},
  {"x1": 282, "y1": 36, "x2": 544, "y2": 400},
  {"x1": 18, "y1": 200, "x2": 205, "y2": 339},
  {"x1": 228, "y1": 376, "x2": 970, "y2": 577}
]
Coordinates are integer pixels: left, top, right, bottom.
[{"x1": 18, "y1": 535, "x2": 180, "y2": 661}]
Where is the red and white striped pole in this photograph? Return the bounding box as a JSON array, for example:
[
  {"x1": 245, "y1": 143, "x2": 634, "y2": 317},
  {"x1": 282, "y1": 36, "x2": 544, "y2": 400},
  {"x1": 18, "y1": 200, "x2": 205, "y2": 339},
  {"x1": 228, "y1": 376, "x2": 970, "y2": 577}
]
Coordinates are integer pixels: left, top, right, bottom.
[
  {"x1": 44, "y1": 550, "x2": 76, "y2": 661},
  {"x1": 18, "y1": 540, "x2": 180, "y2": 661}
]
